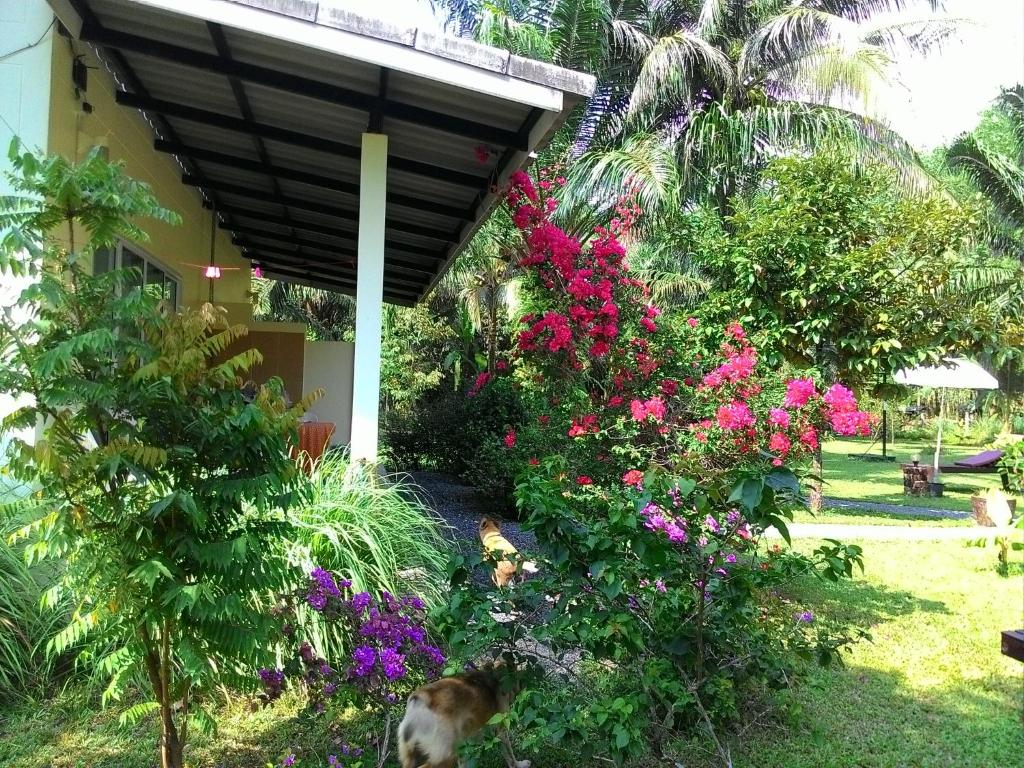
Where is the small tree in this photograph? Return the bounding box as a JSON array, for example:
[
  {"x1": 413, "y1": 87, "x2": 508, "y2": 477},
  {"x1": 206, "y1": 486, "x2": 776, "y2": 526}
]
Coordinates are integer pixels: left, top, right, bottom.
[{"x1": 0, "y1": 142, "x2": 313, "y2": 768}]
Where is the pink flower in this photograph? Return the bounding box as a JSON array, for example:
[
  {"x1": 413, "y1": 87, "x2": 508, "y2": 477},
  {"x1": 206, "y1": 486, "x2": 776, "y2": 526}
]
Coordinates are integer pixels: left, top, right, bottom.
[
  {"x1": 630, "y1": 399, "x2": 647, "y2": 421},
  {"x1": 528, "y1": 457, "x2": 539, "y2": 466},
  {"x1": 768, "y1": 408, "x2": 790, "y2": 428},
  {"x1": 644, "y1": 396, "x2": 666, "y2": 422},
  {"x1": 504, "y1": 430, "x2": 516, "y2": 449},
  {"x1": 823, "y1": 383, "x2": 858, "y2": 414},
  {"x1": 622, "y1": 469, "x2": 644, "y2": 489},
  {"x1": 725, "y1": 322, "x2": 745, "y2": 339},
  {"x1": 783, "y1": 378, "x2": 816, "y2": 408},
  {"x1": 716, "y1": 401, "x2": 755, "y2": 431},
  {"x1": 768, "y1": 432, "x2": 791, "y2": 456},
  {"x1": 640, "y1": 317, "x2": 657, "y2": 333},
  {"x1": 687, "y1": 317, "x2": 698, "y2": 328},
  {"x1": 799, "y1": 427, "x2": 819, "y2": 450}
]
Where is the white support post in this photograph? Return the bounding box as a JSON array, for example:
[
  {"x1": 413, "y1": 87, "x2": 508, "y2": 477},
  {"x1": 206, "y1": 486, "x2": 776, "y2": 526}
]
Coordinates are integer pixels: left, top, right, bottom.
[{"x1": 350, "y1": 132, "x2": 388, "y2": 463}]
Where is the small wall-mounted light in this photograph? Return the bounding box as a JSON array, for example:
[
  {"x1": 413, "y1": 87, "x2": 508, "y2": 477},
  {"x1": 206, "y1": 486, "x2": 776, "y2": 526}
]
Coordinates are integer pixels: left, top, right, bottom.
[
  {"x1": 204, "y1": 265, "x2": 222, "y2": 279},
  {"x1": 252, "y1": 264, "x2": 263, "y2": 278}
]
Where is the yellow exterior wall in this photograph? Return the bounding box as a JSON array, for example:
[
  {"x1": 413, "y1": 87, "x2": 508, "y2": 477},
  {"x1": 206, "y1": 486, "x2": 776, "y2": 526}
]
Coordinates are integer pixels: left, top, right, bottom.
[{"x1": 47, "y1": 35, "x2": 252, "y2": 324}]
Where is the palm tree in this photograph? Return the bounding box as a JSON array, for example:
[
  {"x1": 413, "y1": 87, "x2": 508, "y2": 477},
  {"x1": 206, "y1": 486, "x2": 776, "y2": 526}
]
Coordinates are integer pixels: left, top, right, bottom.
[
  {"x1": 947, "y1": 86, "x2": 1024, "y2": 262},
  {"x1": 435, "y1": 216, "x2": 523, "y2": 373},
  {"x1": 434, "y1": 0, "x2": 955, "y2": 214},
  {"x1": 250, "y1": 278, "x2": 355, "y2": 341}
]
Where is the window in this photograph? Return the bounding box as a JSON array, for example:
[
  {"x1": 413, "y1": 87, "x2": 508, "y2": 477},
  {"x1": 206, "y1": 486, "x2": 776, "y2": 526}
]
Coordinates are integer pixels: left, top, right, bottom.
[{"x1": 93, "y1": 242, "x2": 181, "y2": 308}]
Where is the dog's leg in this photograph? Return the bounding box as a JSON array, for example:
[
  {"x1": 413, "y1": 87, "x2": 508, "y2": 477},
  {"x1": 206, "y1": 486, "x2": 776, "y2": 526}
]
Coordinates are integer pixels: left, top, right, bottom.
[{"x1": 498, "y1": 727, "x2": 530, "y2": 768}]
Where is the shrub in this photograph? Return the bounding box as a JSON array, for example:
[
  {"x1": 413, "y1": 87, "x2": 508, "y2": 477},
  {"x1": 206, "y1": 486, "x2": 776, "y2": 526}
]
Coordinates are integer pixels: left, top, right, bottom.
[
  {"x1": 261, "y1": 568, "x2": 444, "y2": 768},
  {"x1": 0, "y1": 142, "x2": 313, "y2": 768},
  {"x1": 438, "y1": 170, "x2": 872, "y2": 765},
  {"x1": 287, "y1": 453, "x2": 452, "y2": 614}
]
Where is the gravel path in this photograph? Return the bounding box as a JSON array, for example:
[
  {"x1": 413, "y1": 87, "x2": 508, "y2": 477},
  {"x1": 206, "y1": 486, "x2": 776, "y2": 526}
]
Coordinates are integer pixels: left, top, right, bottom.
[
  {"x1": 406, "y1": 471, "x2": 538, "y2": 555},
  {"x1": 824, "y1": 497, "x2": 970, "y2": 520},
  {"x1": 767, "y1": 522, "x2": 1018, "y2": 541}
]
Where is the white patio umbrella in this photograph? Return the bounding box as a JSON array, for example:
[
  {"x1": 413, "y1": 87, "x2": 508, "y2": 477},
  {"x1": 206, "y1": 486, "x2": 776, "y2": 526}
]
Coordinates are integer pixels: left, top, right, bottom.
[{"x1": 894, "y1": 358, "x2": 999, "y2": 476}]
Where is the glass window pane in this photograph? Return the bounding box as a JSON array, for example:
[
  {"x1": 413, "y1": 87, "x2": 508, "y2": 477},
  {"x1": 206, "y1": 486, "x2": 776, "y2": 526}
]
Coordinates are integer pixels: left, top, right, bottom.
[
  {"x1": 166, "y1": 277, "x2": 178, "y2": 308},
  {"x1": 92, "y1": 246, "x2": 116, "y2": 274},
  {"x1": 145, "y1": 264, "x2": 166, "y2": 301},
  {"x1": 123, "y1": 248, "x2": 144, "y2": 290}
]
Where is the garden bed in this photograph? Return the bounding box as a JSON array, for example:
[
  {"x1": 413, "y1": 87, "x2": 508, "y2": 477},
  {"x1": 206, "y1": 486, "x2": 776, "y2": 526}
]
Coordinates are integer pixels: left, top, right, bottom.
[{"x1": 3, "y1": 538, "x2": 1018, "y2": 768}]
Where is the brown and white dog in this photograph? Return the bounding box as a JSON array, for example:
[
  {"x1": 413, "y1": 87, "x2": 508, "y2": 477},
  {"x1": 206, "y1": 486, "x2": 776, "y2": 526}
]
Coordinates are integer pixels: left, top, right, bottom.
[
  {"x1": 478, "y1": 517, "x2": 538, "y2": 588},
  {"x1": 397, "y1": 663, "x2": 529, "y2": 768}
]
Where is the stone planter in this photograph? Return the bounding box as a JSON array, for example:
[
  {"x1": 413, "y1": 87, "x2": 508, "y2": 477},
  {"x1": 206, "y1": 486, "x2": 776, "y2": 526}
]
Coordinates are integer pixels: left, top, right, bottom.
[{"x1": 971, "y1": 496, "x2": 1017, "y2": 527}]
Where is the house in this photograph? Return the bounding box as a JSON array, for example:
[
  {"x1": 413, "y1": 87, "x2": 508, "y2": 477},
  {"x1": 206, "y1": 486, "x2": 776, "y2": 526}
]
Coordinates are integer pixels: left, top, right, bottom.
[{"x1": 0, "y1": 0, "x2": 593, "y2": 461}]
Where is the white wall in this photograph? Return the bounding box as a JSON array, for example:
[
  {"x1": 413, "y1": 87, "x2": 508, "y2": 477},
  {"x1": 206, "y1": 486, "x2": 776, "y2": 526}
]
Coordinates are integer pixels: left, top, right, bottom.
[
  {"x1": 1, "y1": 0, "x2": 55, "y2": 461},
  {"x1": 303, "y1": 341, "x2": 354, "y2": 446}
]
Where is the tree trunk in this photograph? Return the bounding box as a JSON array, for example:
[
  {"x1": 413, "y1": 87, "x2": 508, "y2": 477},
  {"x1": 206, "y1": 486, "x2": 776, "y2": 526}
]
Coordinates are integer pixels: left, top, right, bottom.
[
  {"x1": 486, "y1": 298, "x2": 498, "y2": 374},
  {"x1": 809, "y1": 443, "x2": 823, "y2": 514}
]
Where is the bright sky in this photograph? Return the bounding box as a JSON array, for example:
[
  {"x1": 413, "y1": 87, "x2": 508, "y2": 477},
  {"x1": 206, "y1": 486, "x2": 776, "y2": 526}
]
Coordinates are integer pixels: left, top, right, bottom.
[
  {"x1": 881, "y1": 0, "x2": 1024, "y2": 150},
  {"x1": 328, "y1": 0, "x2": 1023, "y2": 151}
]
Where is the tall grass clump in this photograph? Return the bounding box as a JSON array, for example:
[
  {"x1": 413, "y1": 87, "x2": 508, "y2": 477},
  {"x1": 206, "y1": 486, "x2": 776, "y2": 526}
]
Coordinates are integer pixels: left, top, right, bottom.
[
  {"x1": 0, "y1": 488, "x2": 66, "y2": 699},
  {"x1": 289, "y1": 452, "x2": 452, "y2": 609}
]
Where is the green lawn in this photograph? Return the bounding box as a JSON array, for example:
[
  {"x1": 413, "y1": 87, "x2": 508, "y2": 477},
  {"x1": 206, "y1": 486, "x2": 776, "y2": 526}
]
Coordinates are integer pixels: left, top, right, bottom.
[
  {"x1": 673, "y1": 538, "x2": 1024, "y2": 768},
  {"x1": 820, "y1": 438, "x2": 1017, "y2": 515},
  {"x1": 2, "y1": 539, "x2": 1020, "y2": 768}
]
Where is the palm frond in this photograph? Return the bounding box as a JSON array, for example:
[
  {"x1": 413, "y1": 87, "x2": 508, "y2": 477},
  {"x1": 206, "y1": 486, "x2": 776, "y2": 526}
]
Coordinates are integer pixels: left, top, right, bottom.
[
  {"x1": 627, "y1": 29, "x2": 736, "y2": 126},
  {"x1": 948, "y1": 134, "x2": 1024, "y2": 233},
  {"x1": 564, "y1": 132, "x2": 682, "y2": 220}
]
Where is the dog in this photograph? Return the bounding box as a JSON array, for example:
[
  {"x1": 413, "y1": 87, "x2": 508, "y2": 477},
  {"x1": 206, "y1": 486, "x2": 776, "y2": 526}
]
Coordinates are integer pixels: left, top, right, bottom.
[
  {"x1": 478, "y1": 517, "x2": 538, "y2": 588},
  {"x1": 397, "y1": 663, "x2": 529, "y2": 768}
]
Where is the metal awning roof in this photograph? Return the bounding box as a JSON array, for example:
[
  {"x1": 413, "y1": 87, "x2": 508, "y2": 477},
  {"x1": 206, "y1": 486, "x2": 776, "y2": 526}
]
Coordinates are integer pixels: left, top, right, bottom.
[{"x1": 51, "y1": 0, "x2": 595, "y2": 305}]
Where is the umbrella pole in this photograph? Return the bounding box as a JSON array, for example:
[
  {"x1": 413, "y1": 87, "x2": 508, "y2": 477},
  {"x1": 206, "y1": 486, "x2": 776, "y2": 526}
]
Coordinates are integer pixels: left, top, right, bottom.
[{"x1": 934, "y1": 389, "x2": 944, "y2": 477}]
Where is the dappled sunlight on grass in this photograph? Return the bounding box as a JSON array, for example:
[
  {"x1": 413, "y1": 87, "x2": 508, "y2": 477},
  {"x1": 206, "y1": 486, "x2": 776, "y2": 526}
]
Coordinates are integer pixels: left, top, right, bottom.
[
  {"x1": 670, "y1": 538, "x2": 1024, "y2": 767},
  {"x1": 821, "y1": 438, "x2": 1019, "y2": 514}
]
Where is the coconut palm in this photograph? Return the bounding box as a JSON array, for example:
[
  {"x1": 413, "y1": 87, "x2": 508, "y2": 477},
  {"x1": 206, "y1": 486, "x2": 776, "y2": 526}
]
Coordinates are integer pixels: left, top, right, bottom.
[
  {"x1": 435, "y1": 216, "x2": 523, "y2": 373},
  {"x1": 434, "y1": 0, "x2": 956, "y2": 213},
  {"x1": 250, "y1": 277, "x2": 355, "y2": 341},
  {"x1": 947, "y1": 86, "x2": 1024, "y2": 262}
]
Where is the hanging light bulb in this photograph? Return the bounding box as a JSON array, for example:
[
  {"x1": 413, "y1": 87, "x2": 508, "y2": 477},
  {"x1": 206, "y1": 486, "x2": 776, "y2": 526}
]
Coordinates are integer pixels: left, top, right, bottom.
[
  {"x1": 204, "y1": 264, "x2": 222, "y2": 279},
  {"x1": 252, "y1": 264, "x2": 263, "y2": 278}
]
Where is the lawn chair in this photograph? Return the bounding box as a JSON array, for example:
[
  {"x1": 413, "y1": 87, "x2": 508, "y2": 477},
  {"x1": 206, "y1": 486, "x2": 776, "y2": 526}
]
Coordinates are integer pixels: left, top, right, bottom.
[{"x1": 938, "y1": 449, "x2": 1010, "y2": 490}]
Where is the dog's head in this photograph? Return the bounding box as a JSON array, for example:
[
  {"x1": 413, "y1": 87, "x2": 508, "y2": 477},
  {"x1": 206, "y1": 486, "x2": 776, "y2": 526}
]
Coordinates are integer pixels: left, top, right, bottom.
[{"x1": 479, "y1": 516, "x2": 501, "y2": 540}]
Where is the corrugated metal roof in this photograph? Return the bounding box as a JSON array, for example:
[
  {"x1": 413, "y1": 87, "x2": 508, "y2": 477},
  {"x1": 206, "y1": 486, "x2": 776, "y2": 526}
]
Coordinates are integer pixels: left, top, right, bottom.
[{"x1": 58, "y1": 0, "x2": 595, "y2": 304}]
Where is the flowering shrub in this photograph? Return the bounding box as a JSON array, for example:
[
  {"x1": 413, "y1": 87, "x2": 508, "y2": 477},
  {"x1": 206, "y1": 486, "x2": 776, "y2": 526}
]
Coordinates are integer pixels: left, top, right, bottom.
[
  {"x1": 263, "y1": 568, "x2": 443, "y2": 767},
  {"x1": 437, "y1": 170, "x2": 872, "y2": 764}
]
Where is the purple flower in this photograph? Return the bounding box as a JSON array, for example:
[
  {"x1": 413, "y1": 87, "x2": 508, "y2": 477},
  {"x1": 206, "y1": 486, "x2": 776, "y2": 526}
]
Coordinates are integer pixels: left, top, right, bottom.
[
  {"x1": 352, "y1": 645, "x2": 376, "y2": 676},
  {"x1": 319, "y1": 663, "x2": 333, "y2": 676},
  {"x1": 378, "y1": 647, "x2": 407, "y2": 680},
  {"x1": 307, "y1": 591, "x2": 328, "y2": 611},
  {"x1": 351, "y1": 592, "x2": 372, "y2": 613},
  {"x1": 704, "y1": 514, "x2": 721, "y2": 534},
  {"x1": 725, "y1": 553, "x2": 738, "y2": 564},
  {"x1": 282, "y1": 756, "x2": 296, "y2": 768},
  {"x1": 311, "y1": 567, "x2": 341, "y2": 597},
  {"x1": 795, "y1": 611, "x2": 814, "y2": 623},
  {"x1": 328, "y1": 757, "x2": 340, "y2": 767},
  {"x1": 418, "y1": 644, "x2": 445, "y2": 666},
  {"x1": 324, "y1": 682, "x2": 337, "y2": 695},
  {"x1": 654, "y1": 579, "x2": 666, "y2": 593},
  {"x1": 299, "y1": 643, "x2": 315, "y2": 663}
]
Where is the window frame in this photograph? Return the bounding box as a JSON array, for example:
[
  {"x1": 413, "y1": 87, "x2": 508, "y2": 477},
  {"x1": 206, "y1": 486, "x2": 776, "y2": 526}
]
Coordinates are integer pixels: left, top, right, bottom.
[{"x1": 94, "y1": 239, "x2": 183, "y2": 309}]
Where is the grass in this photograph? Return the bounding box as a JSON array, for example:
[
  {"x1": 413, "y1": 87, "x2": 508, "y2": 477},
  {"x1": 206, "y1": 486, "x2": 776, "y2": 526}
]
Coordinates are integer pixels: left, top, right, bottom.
[
  {"x1": 820, "y1": 438, "x2": 1019, "y2": 515},
  {"x1": 673, "y1": 538, "x2": 1024, "y2": 768},
  {"x1": 2, "y1": 539, "x2": 1019, "y2": 768}
]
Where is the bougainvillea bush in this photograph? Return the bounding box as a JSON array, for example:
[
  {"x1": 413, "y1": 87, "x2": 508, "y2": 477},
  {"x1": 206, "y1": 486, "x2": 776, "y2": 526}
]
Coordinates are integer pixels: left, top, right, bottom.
[
  {"x1": 438, "y1": 171, "x2": 874, "y2": 764},
  {"x1": 261, "y1": 568, "x2": 444, "y2": 768}
]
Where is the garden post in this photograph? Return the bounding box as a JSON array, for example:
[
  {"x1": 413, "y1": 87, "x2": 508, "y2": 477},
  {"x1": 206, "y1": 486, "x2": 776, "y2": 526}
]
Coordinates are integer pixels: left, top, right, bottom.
[{"x1": 351, "y1": 131, "x2": 388, "y2": 463}]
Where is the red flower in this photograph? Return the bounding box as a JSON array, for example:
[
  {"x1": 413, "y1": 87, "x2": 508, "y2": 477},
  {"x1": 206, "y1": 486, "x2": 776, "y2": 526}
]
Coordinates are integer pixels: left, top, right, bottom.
[
  {"x1": 576, "y1": 476, "x2": 593, "y2": 485},
  {"x1": 528, "y1": 457, "x2": 539, "y2": 466},
  {"x1": 622, "y1": 469, "x2": 644, "y2": 488},
  {"x1": 504, "y1": 430, "x2": 517, "y2": 449}
]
